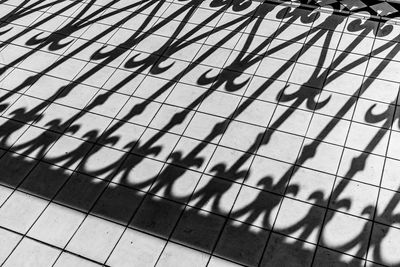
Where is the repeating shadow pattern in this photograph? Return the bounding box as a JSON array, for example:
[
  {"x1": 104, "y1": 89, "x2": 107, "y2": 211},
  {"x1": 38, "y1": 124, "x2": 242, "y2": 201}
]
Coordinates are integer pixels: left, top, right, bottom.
[
  {"x1": 1, "y1": 0, "x2": 400, "y2": 266},
  {"x1": 285, "y1": 0, "x2": 400, "y2": 19}
]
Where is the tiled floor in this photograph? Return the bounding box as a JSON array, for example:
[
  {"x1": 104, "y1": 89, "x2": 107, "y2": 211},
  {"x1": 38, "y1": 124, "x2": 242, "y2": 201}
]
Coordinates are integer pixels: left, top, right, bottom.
[{"x1": 1, "y1": 0, "x2": 400, "y2": 266}]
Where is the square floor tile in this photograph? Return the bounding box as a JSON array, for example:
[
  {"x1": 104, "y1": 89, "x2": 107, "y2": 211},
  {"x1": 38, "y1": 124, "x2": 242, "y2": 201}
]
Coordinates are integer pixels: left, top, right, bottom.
[
  {"x1": 206, "y1": 146, "x2": 253, "y2": 181},
  {"x1": 97, "y1": 120, "x2": 145, "y2": 151},
  {"x1": 149, "y1": 104, "x2": 194, "y2": 135},
  {"x1": 115, "y1": 96, "x2": 161, "y2": 126},
  {"x1": 287, "y1": 167, "x2": 335, "y2": 206},
  {"x1": 215, "y1": 220, "x2": 269, "y2": 266},
  {"x1": 28, "y1": 203, "x2": 85, "y2": 247},
  {"x1": 66, "y1": 215, "x2": 125, "y2": 263},
  {"x1": 189, "y1": 174, "x2": 240, "y2": 216},
  {"x1": 78, "y1": 145, "x2": 125, "y2": 179},
  {"x1": 315, "y1": 91, "x2": 356, "y2": 120},
  {"x1": 346, "y1": 122, "x2": 389, "y2": 156},
  {"x1": 0, "y1": 228, "x2": 21, "y2": 264},
  {"x1": 150, "y1": 164, "x2": 201, "y2": 203},
  {"x1": 234, "y1": 98, "x2": 275, "y2": 127},
  {"x1": 338, "y1": 148, "x2": 384, "y2": 186},
  {"x1": 306, "y1": 113, "x2": 350, "y2": 146},
  {"x1": 244, "y1": 77, "x2": 286, "y2": 103},
  {"x1": 130, "y1": 194, "x2": 184, "y2": 238},
  {"x1": 256, "y1": 56, "x2": 295, "y2": 81},
  {"x1": 112, "y1": 154, "x2": 164, "y2": 191},
  {"x1": 11, "y1": 126, "x2": 60, "y2": 159},
  {"x1": 270, "y1": 105, "x2": 313, "y2": 136},
  {"x1": 3, "y1": 238, "x2": 60, "y2": 267},
  {"x1": 0, "y1": 191, "x2": 48, "y2": 233},
  {"x1": 353, "y1": 99, "x2": 394, "y2": 128},
  {"x1": 220, "y1": 120, "x2": 264, "y2": 152},
  {"x1": 0, "y1": 151, "x2": 36, "y2": 187},
  {"x1": 133, "y1": 76, "x2": 174, "y2": 102},
  {"x1": 165, "y1": 83, "x2": 205, "y2": 109},
  {"x1": 198, "y1": 91, "x2": 241, "y2": 118},
  {"x1": 55, "y1": 84, "x2": 98, "y2": 109},
  {"x1": 0, "y1": 185, "x2": 12, "y2": 206},
  {"x1": 321, "y1": 210, "x2": 372, "y2": 257},
  {"x1": 257, "y1": 130, "x2": 304, "y2": 164},
  {"x1": 260, "y1": 232, "x2": 315, "y2": 267},
  {"x1": 231, "y1": 185, "x2": 281, "y2": 229},
  {"x1": 300, "y1": 139, "x2": 343, "y2": 175},
  {"x1": 133, "y1": 128, "x2": 180, "y2": 161},
  {"x1": 330, "y1": 177, "x2": 378, "y2": 219},
  {"x1": 54, "y1": 173, "x2": 107, "y2": 212},
  {"x1": 382, "y1": 158, "x2": 400, "y2": 191},
  {"x1": 388, "y1": 131, "x2": 400, "y2": 161},
  {"x1": 245, "y1": 156, "x2": 291, "y2": 194},
  {"x1": 107, "y1": 228, "x2": 166, "y2": 267},
  {"x1": 184, "y1": 112, "x2": 227, "y2": 144},
  {"x1": 171, "y1": 207, "x2": 225, "y2": 253},
  {"x1": 274, "y1": 197, "x2": 325, "y2": 243},
  {"x1": 91, "y1": 184, "x2": 144, "y2": 224},
  {"x1": 20, "y1": 162, "x2": 72, "y2": 199},
  {"x1": 367, "y1": 223, "x2": 400, "y2": 266},
  {"x1": 44, "y1": 135, "x2": 92, "y2": 169}
]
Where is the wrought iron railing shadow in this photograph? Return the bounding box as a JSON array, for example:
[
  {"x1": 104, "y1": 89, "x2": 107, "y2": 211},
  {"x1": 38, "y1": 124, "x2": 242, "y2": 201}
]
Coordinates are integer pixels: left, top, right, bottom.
[{"x1": 0, "y1": 0, "x2": 400, "y2": 266}]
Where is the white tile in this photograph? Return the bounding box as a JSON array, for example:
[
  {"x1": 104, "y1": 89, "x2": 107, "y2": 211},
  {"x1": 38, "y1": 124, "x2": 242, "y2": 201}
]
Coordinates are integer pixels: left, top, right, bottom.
[
  {"x1": 107, "y1": 228, "x2": 166, "y2": 267},
  {"x1": 81, "y1": 145, "x2": 125, "y2": 179},
  {"x1": 375, "y1": 188, "x2": 400, "y2": 226},
  {"x1": 300, "y1": 139, "x2": 342, "y2": 175},
  {"x1": 270, "y1": 105, "x2": 313, "y2": 135},
  {"x1": 366, "y1": 58, "x2": 400, "y2": 83},
  {"x1": 338, "y1": 148, "x2": 384, "y2": 186},
  {"x1": 382, "y1": 158, "x2": 400, "y2": 191},
  {"x1": 256, "y1": 56, "x2": 295, "y2": 81},
  {"x1": 321, "y1": 211, "x2": 371, "y2": 257},
  {"x1": 184, "y1": 113, "x2": 226, "y2": 144},
  {"x1": 234, "y1": 98, "x2": 275, "y2": 126},
  {"x1": 346, "y1": 122, "x2": 389, "y2": 156},
  {"x1": 0, "y1": 185, "x2": 13, "y2": 206},
  {"x1": 306, "y1": 114, "x2": 350, "y2": 146},
  {"x1": 287, "y1": 167, "x2": 335, "y2": 205},
  {"x1": 231, "y1": 185, "x2": 280, "y2": 229},
  {"x1": 198, "y1": 91, "x2": 241, "y2": 118},
  {"x1": 257, "y1": 131, "x2": 303, "y2": 164},
  {"x1": 330, "y1": 178, "x2": 378, "y2": 218},
  {"x1": 245, "y1": 156, "x2": 291, "y2": 194},
  {"x1": 0, "y1": 228, "x2": 21, "y2": 264},
  {"x1": 113, "y1": 154, "x2": 163, "y2": 190},
  {"x1": 28, "y1": 203, "x2": 85, "y2": 247},
  {"x1": 66, "y1": 215, "x2": 125, "y2": 263},
  {"x1": 220, "y1": 120, "x2": 264, "y2": 151},
  {"x1": 3, "y1": 238, "x2": 60, "y2": 267},
  {"x1": 274, "y1": 197, "x2": 324, "y2": 243},
  {"x1": 168, "y1": 136, "x2": 216, "y2": 173},
  {"x1": 388, "y1": 131, "x2": 400, "y2": 161},
  {"x1": 333, "y1": 51, "x2": 368, "y2": 75},
  {"x1": 189, "y1": 175, "x2": 240, "y2": 215},
  {"x1": 0, "y1": 191, "x2": 48, "y2": 233},
  {"x1": 134, "y1": 128, "x2": 180, "y2": 161},
  {"x1": 368, "y1": 223, "x2": 400, "y2": 266}
]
